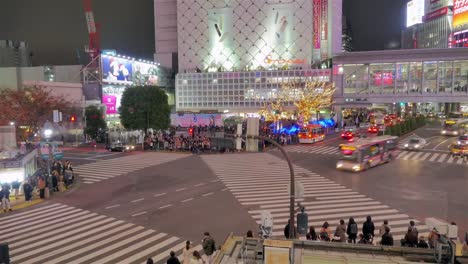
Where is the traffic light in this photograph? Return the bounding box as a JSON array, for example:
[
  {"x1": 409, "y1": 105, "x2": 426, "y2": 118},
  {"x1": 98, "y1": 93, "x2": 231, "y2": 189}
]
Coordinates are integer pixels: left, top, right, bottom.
[
  {"x1": 70, "y1": 115, "x2": 76, "y2": 122},
  {"x1": 188, "y1": 128, "x2": 194, "y2": 136}
]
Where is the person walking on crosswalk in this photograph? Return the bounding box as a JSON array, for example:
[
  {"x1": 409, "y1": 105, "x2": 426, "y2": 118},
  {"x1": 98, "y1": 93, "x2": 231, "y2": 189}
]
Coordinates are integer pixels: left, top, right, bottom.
[
  {"x1": 166, "y1": 251, "x2": 181, "y2": 264},
  {"x1": 182, "y1": 240, "x2": 194, "y2": 264},
  {"x1": 202, "y1": 232, "x2": 216, "y2": 264}
]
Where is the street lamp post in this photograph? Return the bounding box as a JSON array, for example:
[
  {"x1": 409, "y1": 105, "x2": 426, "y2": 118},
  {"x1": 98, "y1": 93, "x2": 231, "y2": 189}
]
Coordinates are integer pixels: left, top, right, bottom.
[
  {"x1": 228, "y1": 134, "x2": 296, "y2": 239},
  {"x1": 44, "y1": 129, "x2": 53, "y2": 192}
]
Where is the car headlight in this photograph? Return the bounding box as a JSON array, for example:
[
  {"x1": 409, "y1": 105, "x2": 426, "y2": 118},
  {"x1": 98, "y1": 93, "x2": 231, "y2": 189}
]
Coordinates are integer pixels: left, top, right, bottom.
[
  {"x1": 441, "y1": 130, "x2": 446, "y2": 134},
  {"x1": 352, "y1": 165, "x2": 361, "y2": 171},
  {"x1": 131, "y1": 146, "x2": 135, "y2": 149},
  {"x1": 454, "y1": 131, "x2": 459, "y2": 135},
  {"x1": 404, "y1": 144, "x2": 409, "y2": 147},
  {"x1": 126, "y1": 147, "x2": 130, "y2": 150},
  {"x1": 415, "y1": 144, "x2": 420, "y2": 148},
  {"x1": 336, "y1": 163, "x2": 343, "y2": 168}
]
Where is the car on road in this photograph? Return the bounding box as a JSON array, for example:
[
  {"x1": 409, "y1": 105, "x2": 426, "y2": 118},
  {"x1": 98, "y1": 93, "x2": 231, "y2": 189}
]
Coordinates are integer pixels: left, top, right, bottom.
[
  {"x1": 341, "y1": 130, "x2": 355, "y2": 140},
  {"x1": 367, "y1": 126, "x2": 379, "y2": 133},
  {"x1": 457, "y1": 135, "x2": 468, "y2": 145},
  {"x1": 106, "y1": 142, "x2": 135, "y2": 152},
  {"x1": 449, "y1": 143, "x2": 467, "y2": 157},
  {"x1": 403, "y1": 138, "x2": 426, "y2": 151}
]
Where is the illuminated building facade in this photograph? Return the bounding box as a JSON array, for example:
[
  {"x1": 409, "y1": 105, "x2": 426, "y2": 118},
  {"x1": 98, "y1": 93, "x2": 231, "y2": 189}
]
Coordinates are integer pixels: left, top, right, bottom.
[{"x1": 175, "y1": 0, "x2": 342, "y2": 113}]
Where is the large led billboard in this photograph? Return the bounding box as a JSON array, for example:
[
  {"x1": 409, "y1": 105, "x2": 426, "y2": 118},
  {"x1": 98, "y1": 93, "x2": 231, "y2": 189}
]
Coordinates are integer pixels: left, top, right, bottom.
[
  {"x1": 453, "y1": 0, "x2": 468, "y2": 28},
  {"x1": 407, "y1": 0, "x2": 425, "y2": 27},
  {"x1": 101, "y1": 55, "x2": 160, "y2": 86}
]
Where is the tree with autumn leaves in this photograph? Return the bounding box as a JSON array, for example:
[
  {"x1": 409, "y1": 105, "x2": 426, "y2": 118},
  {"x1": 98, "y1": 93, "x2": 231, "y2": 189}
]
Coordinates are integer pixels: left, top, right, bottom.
[
  {"x1": 0, "y1": 87, "x2": 74, "y2": 140},
  {"x1": 259, "y1": 80, "x2": 336, "y2": 122}
]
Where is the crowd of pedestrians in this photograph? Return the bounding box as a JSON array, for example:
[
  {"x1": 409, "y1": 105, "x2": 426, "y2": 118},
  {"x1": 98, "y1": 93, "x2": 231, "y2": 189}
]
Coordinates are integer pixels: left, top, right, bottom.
[{"x1": 284, "y1": 216, "x2": 448, "y2": 249}]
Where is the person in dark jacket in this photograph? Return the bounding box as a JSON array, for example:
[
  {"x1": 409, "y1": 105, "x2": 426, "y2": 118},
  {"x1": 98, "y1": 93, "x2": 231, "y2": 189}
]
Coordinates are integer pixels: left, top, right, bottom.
[
  {"x1": 307, "y1": 226, "x2": 318, "y2": 240},
  {"x1": 346, "y1": 217, "x2": 358, "y2": 243},
  {"x1": 380, "y1": 226, "x2": 394, "y2": 246},
  {"x1": 401, "y1": 227, "x2": 418, "y2": 247},
  {"x1": 23, "y1": 180, "x2": 33, "y2": 202},
  {"x1": 0, "y1": 184, "x2": 12, "y2": 212},
  {"x1": 202, "y1": 232, "x2": 216, "y2": 263},
  {"x1": 362, "y1": 215, "x2": 375, "y2": 241},
  {"x1": 284, "y1": 219, "x2": 291, "y2": 239},
  {"x1": 166, "y1": 251, "x2": 180, "y2": 264},
  {"x1": 417, "y1": 236, "x2": 429, "y2": 248}
]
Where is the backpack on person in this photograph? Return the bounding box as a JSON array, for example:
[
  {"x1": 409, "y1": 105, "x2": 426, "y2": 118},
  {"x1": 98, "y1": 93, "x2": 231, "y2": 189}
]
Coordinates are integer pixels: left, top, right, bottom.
[{"x1": 350, "y1": 223, "x2": 358, "y2": 235}]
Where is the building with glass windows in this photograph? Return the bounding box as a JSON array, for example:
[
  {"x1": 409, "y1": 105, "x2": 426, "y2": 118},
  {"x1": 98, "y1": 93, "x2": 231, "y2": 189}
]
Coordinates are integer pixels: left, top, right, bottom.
[
  {"x1": 332, "y1": 48, "x2": 468, "y2": 117},
  {"x1": 176, "y1": 69, "x2": 331, "y2": 113}
]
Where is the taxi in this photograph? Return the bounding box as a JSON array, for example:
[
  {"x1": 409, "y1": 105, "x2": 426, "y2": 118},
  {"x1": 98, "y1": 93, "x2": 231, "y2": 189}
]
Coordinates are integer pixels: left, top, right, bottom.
[{"x1": 449, "y1": 144, "x2": 467, "y2": 157}]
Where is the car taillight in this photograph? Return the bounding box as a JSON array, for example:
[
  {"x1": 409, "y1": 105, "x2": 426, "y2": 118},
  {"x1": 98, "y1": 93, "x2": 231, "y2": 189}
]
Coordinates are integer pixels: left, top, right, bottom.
[
  {"x1": 308, "y1": 134, "x2": 312, "y2": 138},
  {"x1": 341, "y1": 133, "x2": 344, "y2": 136}
]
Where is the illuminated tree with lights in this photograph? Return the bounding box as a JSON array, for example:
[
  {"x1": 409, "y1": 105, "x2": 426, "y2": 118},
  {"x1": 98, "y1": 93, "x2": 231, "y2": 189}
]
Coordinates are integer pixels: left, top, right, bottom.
[{"x1": 258, "y1": 81, "x2": 335, "y2": 122}]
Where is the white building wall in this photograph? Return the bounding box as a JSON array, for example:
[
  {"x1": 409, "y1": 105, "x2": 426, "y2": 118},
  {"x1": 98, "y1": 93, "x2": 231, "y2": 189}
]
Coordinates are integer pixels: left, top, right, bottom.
[
  {"x1": 330, "y1": 0, "x2": 343, "y2": 56},
  {"x1": 0, "y1": 67, "x2": 19, "y2": 90},
  {"x1": 154, "y1": 0, "x2": 178, "y2": 70}
]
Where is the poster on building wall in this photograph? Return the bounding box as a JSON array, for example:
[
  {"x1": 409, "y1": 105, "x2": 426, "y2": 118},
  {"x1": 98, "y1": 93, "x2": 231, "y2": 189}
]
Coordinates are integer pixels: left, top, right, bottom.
[
  {"x1": 102, "y1": 84, "x2": 127, "y2": 115},
  {"x1": 208, "y1": 8, "x2": 234, "y2": 50},
  {"x1": 268, "y1": 3, "x2": 295, "y2": 45},
  {"x1": 170, "y1": 114, "x2": 223, "y2": 127},
  {"x1": 313, "y1": 0, "x2": 321, "y2": 61},
  {"x1": 453, "y1": 0, "x2": 468, "y2": 28},
  {"x1": 320, "y1": 0, "x2": 328, "y2": 60}
]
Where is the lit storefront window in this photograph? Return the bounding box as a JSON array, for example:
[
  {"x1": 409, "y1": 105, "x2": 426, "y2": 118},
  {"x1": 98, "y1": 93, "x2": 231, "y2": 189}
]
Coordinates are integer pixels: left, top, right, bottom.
[{"x1": 343, "y1": 64, "x2": 368, "y2": 95}]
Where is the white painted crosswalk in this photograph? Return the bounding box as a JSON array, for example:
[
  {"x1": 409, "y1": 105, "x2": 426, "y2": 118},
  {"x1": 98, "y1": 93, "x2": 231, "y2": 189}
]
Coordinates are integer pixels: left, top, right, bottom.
[
  {"x1": 75, "y1": 153, "x2": 189, "y2": 184},
  {"x1": 203, "y1": 153, "x2": 428, "y2": 241},
  {"x1": 275, "y1": 145, "x2": 467, "y2": 166},
  {"x1": 0, "y1": 202, "x2": 199, "y2": 264}
]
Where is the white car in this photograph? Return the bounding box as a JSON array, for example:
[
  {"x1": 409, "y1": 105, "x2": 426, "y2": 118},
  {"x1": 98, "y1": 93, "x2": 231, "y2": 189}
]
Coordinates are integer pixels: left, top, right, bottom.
[
  {"x1": 403, "y1": 138, "x2": 426, "y2": 151},
  {"x1": 457, "y1": 135, "x2": 468, "y2": 145}
]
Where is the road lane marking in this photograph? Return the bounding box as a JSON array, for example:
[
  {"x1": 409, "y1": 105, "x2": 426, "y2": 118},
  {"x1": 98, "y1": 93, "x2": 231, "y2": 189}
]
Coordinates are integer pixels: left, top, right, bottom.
[
  {"x1": 105, "y1": 204, "x2": 120, "y2": 209},
  {"x1": 202, "y1": 192, "x2": 214, "y2": 197},
  {"x1": 159, "y1": 204, "x2": 172, "y2": 209},
  {"x1": 154, "y1": 193, "x2": 167, "y2": 197},
  {"x1": 433, "y1": 138, "x2": 452, "y2": 150},
  {"x1": 438, "y1": 153, "x2": 448, "y2": 162},
  {"x1": 210, "y1": 179, "x2": 220, "y2": 182},
  {"x1": 176, "y1": 188, "x2": 187, "y2": 192},
  {"x1": 221, "y1": 188, "x2": 228, "y2": 191},
  {"x1": 194, "y1": 183, "x2": 205, "y2": 187},
  {"x1": 181, "y1": 198, "x2": 193, "y2": 203},
  {"x1": 131, "y1": 211, "x2": 147, "y2": 217},
  {"x1": 131, "y1": 198, "x2": 145, "y2": 203}
]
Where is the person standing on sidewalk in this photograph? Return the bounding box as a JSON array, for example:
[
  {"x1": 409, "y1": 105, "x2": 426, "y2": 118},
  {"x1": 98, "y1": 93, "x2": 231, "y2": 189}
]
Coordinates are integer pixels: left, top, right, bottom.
[
  {"x1": 202, "y1": 232, "x2": 216, "y2": 264},
  {"x1": 38, "y1": 176, "x2": 46, "y2": 199},
  {"x1": 11, "y1": 180, "x2": 20, "y2": 200},
  {"x1": 0, "y1": 184, "x2": 12, "y2": 212},
  {"x1": 23, "y1": 180, "x2": 33, "y2": 202}
]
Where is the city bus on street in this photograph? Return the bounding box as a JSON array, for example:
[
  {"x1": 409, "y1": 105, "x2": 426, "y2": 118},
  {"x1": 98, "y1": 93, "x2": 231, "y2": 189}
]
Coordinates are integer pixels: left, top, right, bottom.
[
  {"x1": 298, "y1": 124, "x2": 325, "y2": 144},
  {"x1": 336, "y1": 135, "x2": 398, "y2": 172},
  {"x1": 441, "y1": 119, "x2": 468, "y2": 136}
]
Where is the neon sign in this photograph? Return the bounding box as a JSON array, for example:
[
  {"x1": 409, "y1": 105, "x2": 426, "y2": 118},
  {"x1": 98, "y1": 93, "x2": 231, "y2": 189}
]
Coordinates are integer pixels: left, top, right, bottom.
[{"x1": 264, "y1": 55, "x2": 306, "y2": 65}]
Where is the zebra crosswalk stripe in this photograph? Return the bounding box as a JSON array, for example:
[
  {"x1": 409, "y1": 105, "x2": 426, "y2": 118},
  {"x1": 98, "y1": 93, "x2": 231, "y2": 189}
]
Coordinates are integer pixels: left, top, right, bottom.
[
  {"x1": 75, "y1": 153, "x2": 189, "y2": 185},
  {"x1": 280, "y1": 145, "x2": 463, "y2": 165},
  {"x1": 0, "y1": 203, "x2": 199, "y2": 264},
  {"x1": 202, "y1": 153, "x2": 428, "y2": 241}
]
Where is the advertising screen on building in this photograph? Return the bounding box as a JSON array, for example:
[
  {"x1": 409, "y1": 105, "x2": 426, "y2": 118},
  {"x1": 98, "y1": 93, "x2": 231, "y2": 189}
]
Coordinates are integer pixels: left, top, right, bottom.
[
  {"x1": 449, "y1": 29, "x2": 468, "y2": 47},
  {"x1": 101, "y1": 56, "x2": 133, "y2": 85},
  {"x1": 453, "y1": 0, "x2": 468, "y2": 28},
  {"x1": 407, "y1": 0, "x2": 425, "y2": 27},
  {"x1": 101, "y1": 84, "x2": 127, "y2": 115},
  {"x1": 101, "y1": 55, "x2": 160, "y2": 86}
]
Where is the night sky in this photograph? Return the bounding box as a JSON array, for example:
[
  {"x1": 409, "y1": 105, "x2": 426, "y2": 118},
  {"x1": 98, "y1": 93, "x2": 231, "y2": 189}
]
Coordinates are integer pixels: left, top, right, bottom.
[{"x1": 1, "y1": 0, "x2": 407, "y2": 66}]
